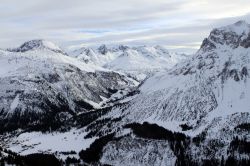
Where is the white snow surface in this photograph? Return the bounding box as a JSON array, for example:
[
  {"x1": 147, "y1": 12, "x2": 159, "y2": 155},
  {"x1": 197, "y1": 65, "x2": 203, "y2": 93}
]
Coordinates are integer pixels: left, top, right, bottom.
[
  {"x1": 41, "y1": 40, "x2": 62, "y2": 51},
  {"x1": 9, "y1": 94, "x2": 19, "y2": 113},
  {"x1": 5, "y1": 129, "x2": 97, "y2": 159}
]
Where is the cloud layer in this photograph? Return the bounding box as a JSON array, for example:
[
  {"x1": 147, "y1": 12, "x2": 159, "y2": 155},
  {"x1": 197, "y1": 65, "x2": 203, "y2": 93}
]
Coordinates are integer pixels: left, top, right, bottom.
[{"x1": 1, "y1": 0, "x2": 250, "y2": 53}]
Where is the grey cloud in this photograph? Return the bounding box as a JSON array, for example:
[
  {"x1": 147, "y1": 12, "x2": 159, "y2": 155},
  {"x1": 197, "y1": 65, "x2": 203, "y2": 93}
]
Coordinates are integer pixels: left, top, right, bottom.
[{"x1": 0, "y1": 0, "x2": 250, "y2": 54}]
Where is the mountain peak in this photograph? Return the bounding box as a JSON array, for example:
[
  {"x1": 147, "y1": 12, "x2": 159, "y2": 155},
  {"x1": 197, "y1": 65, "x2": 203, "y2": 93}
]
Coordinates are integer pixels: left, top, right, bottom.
[
  {"x1": 98, "y1": 44, "x2": 108, "y2": 54},
  {"x1": 218, "y1": 20, "x2": 250, "y2": 35},
  {"x1": 234, "y1": 20, "x2": 248, "y2": 26},
  {"x1": 200, "y1": 20, "x2": 250, "y2": 52},
  {"x1": 118, "y1": 45, "x2": 129, "y2": 51},
  {"x1": 8, "y1": 39, "x2": 66, "y2": 54}
]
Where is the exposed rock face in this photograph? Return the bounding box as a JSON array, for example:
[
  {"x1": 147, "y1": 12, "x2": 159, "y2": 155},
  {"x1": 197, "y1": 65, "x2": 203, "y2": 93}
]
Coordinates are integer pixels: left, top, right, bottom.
[
  {"x1": 241, "y1": 32, "x2": 250, "y2": 48},
  {"x1": 200, "y1": 20, "x2": 250, "y2": 52},
  {"x1": 98, "y1": 44, "x2": 108, "y2": 55}
]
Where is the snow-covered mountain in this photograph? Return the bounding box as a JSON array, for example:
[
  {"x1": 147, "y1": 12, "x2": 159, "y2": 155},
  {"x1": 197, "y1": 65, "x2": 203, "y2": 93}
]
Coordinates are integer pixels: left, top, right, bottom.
[
  {"x1": 78, "y1": 21, "x2": 250, "y2": 165},
  {"x1": 7, "y1": 39, "x2": 67, "y2": 55},
  {"x1": 70, "y1": 45, "x2": 188, "y2": 79},
  {"x1": 0, "y1": 40, "x2": 139, "y2": 133},
  {"x1": 1, "y1": 21, "x2": 250, "y2": 165},
  {"x1": 69, "y1": 44, "x2": 121, "y2": 66},
  {"x1": 120, "y1": 20, "x2": 250, "y2": 128}
]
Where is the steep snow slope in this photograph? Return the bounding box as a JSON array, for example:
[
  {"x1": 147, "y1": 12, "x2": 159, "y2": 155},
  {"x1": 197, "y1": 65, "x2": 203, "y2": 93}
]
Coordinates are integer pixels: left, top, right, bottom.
[{"x1": 0, "y1": 40, "x2": 139, "y2": 132}]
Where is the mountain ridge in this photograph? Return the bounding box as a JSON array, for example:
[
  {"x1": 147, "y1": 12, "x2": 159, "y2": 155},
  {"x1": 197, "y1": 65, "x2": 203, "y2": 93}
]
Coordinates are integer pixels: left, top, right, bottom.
[
  {"x1": 70, "y1": 44, "x2": 189, "y2": 80},
  {"x1": 7, "y1": 39, "x2": 67, "y2": 55}
]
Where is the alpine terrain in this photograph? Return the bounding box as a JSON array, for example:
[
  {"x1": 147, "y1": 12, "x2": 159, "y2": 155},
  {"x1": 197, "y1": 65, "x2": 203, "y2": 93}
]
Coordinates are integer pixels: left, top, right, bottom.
[{"x1": 0, "y1": 21, "x2": 250, "y2": 166}]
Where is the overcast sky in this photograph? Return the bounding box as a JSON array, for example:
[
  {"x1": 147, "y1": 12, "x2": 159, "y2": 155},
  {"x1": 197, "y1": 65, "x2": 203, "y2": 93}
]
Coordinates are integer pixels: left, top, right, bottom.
[{"x1": 1, "y1": 0, "x2": 250, "y2": 53}]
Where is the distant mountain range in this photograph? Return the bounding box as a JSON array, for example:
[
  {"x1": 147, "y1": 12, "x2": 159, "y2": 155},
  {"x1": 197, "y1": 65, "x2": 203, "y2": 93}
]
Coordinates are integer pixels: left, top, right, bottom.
[{"x1": 69, "y1": 44, "x2": 188, "y2": 80}]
